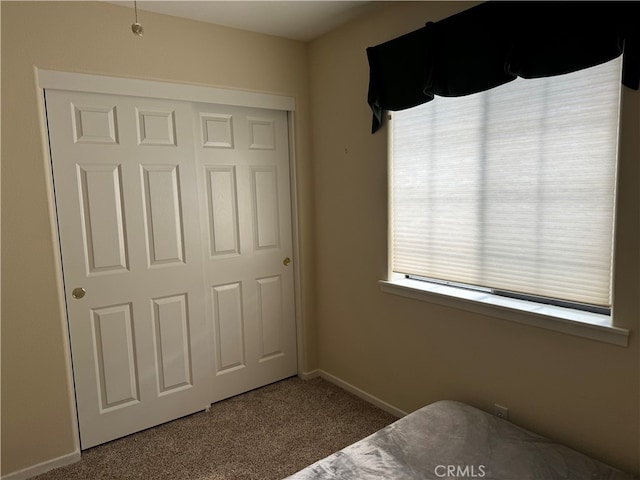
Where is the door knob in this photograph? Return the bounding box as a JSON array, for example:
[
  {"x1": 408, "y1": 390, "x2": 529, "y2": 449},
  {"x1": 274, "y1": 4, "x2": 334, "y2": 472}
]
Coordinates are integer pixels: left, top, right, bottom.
[
  {"x1": 283, "y1": 257, "x2": 291, "y2": 267},
  {"x1": 72, "y1": 287, "x2": 86, "y2": 299}
]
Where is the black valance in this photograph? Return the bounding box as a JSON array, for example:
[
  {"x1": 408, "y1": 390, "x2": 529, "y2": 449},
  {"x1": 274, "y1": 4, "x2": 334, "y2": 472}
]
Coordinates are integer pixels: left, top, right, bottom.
[{"x1": 367, "y1": 1, "x2": 639, "y2": 133}]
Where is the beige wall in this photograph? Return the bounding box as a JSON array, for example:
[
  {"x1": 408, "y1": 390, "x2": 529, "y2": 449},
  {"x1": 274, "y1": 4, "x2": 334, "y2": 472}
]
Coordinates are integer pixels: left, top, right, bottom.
[
  {"x1": 309, "y1": 1, "x2": 639, "y2": 475},
  {"x1": 0, "y1": 1, "x2": 316, "y2": 475}
]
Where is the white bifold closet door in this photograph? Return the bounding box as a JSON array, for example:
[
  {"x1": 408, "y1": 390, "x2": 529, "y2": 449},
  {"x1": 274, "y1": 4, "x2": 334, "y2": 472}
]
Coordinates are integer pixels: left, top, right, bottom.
[{"x1": 45, "y1": 89, "x2": 297, "y2": 449}]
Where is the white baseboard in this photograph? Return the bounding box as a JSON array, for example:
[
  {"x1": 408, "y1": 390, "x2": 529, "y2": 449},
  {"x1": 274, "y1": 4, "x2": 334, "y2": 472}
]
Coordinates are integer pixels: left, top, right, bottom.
[
  {"x1": 299, "y1": 369, "x2": 407, "y2": 418},
  {"x1": 1, "y1": 450, "x2": 80, "y2": 480},
  {"x1": 298, "y1": 369, "x2": 320, "y2": 380}
]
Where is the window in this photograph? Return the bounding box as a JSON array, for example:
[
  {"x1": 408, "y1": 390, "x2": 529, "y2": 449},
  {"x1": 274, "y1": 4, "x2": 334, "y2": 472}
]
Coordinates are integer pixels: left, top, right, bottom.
[{"x1": 389, "y1": 57, "x2": 622, "y2": 317}]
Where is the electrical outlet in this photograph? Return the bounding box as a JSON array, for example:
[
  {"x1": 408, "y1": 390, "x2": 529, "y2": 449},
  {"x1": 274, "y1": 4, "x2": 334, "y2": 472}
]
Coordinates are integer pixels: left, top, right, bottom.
[{"x1": 494, "y1": 404, "x2": 509, "y2": 420}]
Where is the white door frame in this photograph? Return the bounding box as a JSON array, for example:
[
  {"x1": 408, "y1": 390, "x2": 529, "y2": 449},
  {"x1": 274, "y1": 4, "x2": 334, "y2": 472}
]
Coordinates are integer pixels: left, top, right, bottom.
[{"x1": 36, "y1": 68, "x2": 304, "y2": 455}]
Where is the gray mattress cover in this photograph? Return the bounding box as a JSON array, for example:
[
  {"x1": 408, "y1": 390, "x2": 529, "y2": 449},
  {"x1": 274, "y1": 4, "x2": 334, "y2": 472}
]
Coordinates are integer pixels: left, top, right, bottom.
[{"x1": 286, "y1": 400, "x2": 635, "y2": 480}]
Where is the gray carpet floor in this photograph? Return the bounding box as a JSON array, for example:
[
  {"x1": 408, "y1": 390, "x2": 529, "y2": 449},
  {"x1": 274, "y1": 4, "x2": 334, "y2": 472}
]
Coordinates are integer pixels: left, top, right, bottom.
[{"x1": 33, "y1": 376, "x2": 398, "y2": 480}]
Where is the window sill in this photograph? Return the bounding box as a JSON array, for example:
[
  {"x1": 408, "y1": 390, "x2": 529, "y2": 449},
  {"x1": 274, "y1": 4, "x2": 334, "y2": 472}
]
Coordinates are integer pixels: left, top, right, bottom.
[{"x1": 379, "y1": 278, "x2": 629, "y2": 346}]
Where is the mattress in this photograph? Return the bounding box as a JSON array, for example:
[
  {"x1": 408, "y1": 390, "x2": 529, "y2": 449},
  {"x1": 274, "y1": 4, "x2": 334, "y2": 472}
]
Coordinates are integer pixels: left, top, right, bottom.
[{"x1": 286, "y1": 400, "x2": 635, "y2": 480}]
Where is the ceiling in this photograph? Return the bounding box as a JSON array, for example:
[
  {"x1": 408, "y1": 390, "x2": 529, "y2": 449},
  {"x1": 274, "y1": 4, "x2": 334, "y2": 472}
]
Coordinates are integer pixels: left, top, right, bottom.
[{"x1": 109, "y1": 1, "x2": 387, "y2": 42}]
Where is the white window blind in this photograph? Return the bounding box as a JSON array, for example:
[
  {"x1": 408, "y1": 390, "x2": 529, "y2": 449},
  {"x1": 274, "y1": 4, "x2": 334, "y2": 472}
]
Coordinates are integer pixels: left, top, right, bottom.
[{"x1": 391, "y1": 57, "x2": 622, "y2": 309}]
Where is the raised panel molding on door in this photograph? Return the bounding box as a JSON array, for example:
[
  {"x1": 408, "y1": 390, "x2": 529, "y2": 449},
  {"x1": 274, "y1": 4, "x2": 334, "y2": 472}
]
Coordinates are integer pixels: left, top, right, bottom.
[
  {"x1": 72, "y1": 103, "x2": 118, "y2": 144},
  {"x1": 247, "y1": 117, "x2": 276, "y2": 150},
  {"x1": 151, "y1": 293, "x2": 193, "y2": 395},
  {"x1": 201, "y1": 113, "x2": 234, "y2": 149},
  {"x1": 251, "y1": 166, "x2": 280, "y2": 250},
  {"x1": 211, "y1": 282, "x2": 246, "y2": 374},
  {"x1": 256, "y1": 275, "x2": 285, "y2": 362},
  {"x1": 141, "y1": 164, "x2": 186, "y2": 266},
  {"x1": 44, "y1": 77, "x2": 297, "y2": 450},
  {"x1": 77, "y1": 164, "x2": 129, "y2": 274},
  {"x1": 205, "y1": 166, "x2": 240, "y2": 257},
  {"x1": 136, "y1": 109, "x2": 177, "y2": 146},
  {"x1": 90, "y1": 303, "x2": 139, "y2": 411}
]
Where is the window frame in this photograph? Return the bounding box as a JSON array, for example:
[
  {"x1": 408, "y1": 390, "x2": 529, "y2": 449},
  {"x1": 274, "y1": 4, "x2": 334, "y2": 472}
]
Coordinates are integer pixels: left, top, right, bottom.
[{"x1": 381, "y1": 74, "x2": 630, "y2": 346}]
